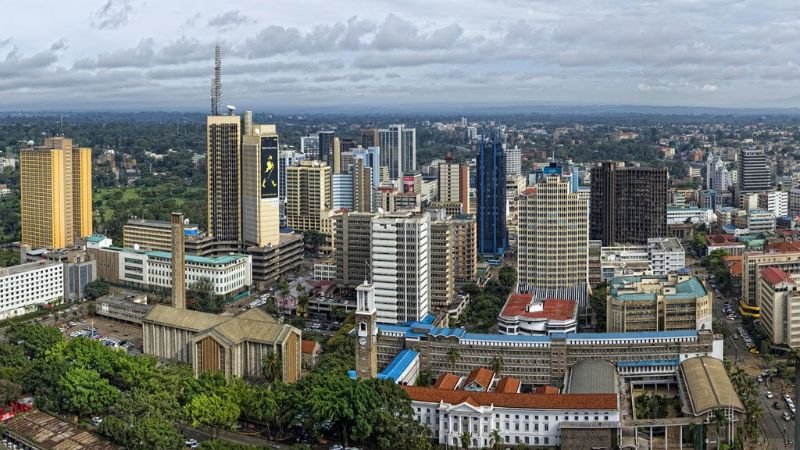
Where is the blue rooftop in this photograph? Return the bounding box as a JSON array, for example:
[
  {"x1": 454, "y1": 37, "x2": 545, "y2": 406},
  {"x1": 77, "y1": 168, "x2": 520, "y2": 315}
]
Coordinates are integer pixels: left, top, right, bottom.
[
  {"x1": 377, "y1": 349, "x2": 418, "y2": 382},
  {"x1": 617, "y1": 293, "x2": 656, "y2": 302},
  {"x1": 86, "y1": 234, "x2": 107, "y2": 243},
  {"x1": 617, "y1": 359, "x2": 681, "y2": 367}
]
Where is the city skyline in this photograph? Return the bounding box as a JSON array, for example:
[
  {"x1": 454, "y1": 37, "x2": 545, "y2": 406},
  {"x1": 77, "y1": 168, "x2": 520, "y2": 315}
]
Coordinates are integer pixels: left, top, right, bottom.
[{"x1": 3, "y1": 0, "x2": 800, "y2": 111}]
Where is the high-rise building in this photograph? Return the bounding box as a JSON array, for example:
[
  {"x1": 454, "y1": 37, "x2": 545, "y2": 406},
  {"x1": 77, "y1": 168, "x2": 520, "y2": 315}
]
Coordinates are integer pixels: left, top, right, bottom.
[
  {"x1": 351, "y1": 147, "x2": 381, "y2": 188},
  {"x1": 452, "y1": 215, "x2": 477, "y2": 283},
  {"x1": 279, "y1": 150, "x2": 306, "y2": 203},
  {"x1": 505, "y1": 145, "x2": 521, "y2": 177},
  {"x1": 300, "y1": 135, "x2": 319, "y2": 156},
  {"x1": 20, "y1": 137, "x2": 92, "y2": 249},
  {"x1": 352, "y1": 158, "x2": 373, "y2": 213},
  {"x1": 437, "y1": 162, "x2": 470, "y2": 214},
  {"x1": 379, "y1": 124, "x2": 416, "y2": 179},
  {"x1": 517, "y1": 173, "x2": 589, "y2": 304},
  {"x1": 737, "y1": 149, "x2": 772, "y2": 206},
  {"x1": 589, "y1": 162, "x2": 668, "y2": 246},
  {"x1": 429, "y1": 215, "x2": 454, "y2": 311},
  {"x1": 318, "y1": 131, "x2": 335, "y2": 165},
  {"x1": 334, "y1": 211, "x2": 374, "y2": 289},
  {"x1": 285, "y1": 161, "x2": 331, "y2": 233},
  {"x1": 476, "y1": 136, "x2": 507, "y2": 257},
  {"x1": 371, "y1": 211, "x2": 430, "y2": 323},
  {"x1": 207, "y1": 115, "x2": 242, "y2": 242},
  {"x1": 241, "y1": 124, "x2": 280, "y2": 247},
  {"x1": 332, "y1": 174, "x2": 354, "y2": 210},
  {"x1": 758, "y1": 190, "x2": 788, "y2": 217},
  {"x1": 361, "y1": 128, "x2": 379, "y2": 149}
]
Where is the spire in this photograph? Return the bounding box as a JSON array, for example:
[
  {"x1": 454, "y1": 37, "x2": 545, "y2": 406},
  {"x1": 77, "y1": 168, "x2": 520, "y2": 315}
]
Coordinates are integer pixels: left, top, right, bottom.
[{"x1": 211, "y1": 45, "x2": 222, "y2": 116}]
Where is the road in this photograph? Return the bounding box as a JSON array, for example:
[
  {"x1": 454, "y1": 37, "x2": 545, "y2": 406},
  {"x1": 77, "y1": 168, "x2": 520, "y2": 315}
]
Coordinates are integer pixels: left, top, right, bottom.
[{"x1": 709, "y1": 284, "x2": 793, "y2": 449}]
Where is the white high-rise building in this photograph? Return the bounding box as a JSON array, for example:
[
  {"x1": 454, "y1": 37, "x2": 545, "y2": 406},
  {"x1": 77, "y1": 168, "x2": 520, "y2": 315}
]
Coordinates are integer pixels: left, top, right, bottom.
[
  {"x1": 279, "y1": 150, "x2": 307, "y2": 203},
  {"x1": 0, "y1": 261, "x2": 64, "y2": 320},
  {"x1": 518, "y1": 173, "x2": 589, "y2": 305},
  {"x1": 371, "y1": 211, "x2": 430, "y2": 323},
  {"x1": 759, "y1": 190, "x2": 788, "y2": 218},
  {"x1": 300, "y1": 136, "x2": 319, "y2": 156},
  {"x1": 379, "y1": 124, "x2": 416, "y2": 179},
  {"x1": 505, "y1": 145, "x2": 521, "y2": 177}
]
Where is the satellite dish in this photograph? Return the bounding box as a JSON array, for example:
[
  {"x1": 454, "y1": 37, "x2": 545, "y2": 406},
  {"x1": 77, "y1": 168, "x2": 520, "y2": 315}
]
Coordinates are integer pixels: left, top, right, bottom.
[
  {"x1": 26, "y1": 140, "x2": 34, "y2": 146},
  {"x1": 226, "y1": 105, "x2": 236, "y2": 115},
  {"x1": 377, "y1": 207, "x2": 385, "y2": 214},
  {"x1": 133, "y1": 244, "x2": 140, "y2": 251},
  {"x1": 184, "y1": 218, "x2": 190, "y2": 225}
]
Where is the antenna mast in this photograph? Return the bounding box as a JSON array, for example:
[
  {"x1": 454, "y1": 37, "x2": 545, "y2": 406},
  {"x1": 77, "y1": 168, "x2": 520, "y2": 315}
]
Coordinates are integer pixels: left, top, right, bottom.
[{"x1": 211, "y1": 45, "x2": 222, "y2": 116}]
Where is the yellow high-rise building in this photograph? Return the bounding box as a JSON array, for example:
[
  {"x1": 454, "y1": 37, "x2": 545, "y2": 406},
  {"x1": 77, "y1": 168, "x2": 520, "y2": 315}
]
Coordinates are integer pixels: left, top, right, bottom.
[
  {"x1": 241, "y1": 124, "x2": 280, "y2": 247},
  {"x1": 285, "y1": 160, "x2": 331, "y2": 233},
  {"x1": 20, "y1": 137, "x2": 92, "y2": 249}
]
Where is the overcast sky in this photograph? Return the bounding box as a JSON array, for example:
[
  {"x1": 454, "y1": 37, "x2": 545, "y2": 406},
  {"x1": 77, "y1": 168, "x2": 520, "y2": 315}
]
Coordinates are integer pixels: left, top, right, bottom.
[{"x1": 3, "y1": 0, "x2": 800, "y2": 111}]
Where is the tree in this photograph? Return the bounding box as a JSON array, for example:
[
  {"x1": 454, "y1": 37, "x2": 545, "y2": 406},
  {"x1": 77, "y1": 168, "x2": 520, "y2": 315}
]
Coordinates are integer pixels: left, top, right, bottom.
[
  {"x1": 490, "y1": 356, "x2": 504, "y2": 375},
  {"x1": 188, "y1": 278, "x2": 224, "y2": 314},
  {"x1": 303, "y1": 230, "x2": 327, "y2": 254},
  {"x1": 7, "y1": 323, "x2": 64, "y2": 358},
  {"x1": 498, "y1": 266, "x2": 517, "y2": 288},
  {"x1": 261, "y1": 350, "x2": 282, "y2": 384},
  {"x1": 446, "y1": 348, "x2": 460, "y2": 372},
  {"x1": 59, "y1": 367, "x2": 121, "y2": 416},
  {"x1": 184, "y1": 393, "x2": 240, "y2": 439},
  {"x1": 460, "y1": 430, "x2": 472, "y2": 449},
  {"x1": 589, "y1": 283, "x2": 608, "y2": 330},
  {"x1": 710, "y1": 408, "x2": 728, "y2": 446},
  {"x1": 83, "y1": 280, "x2": 110, "y2": 300},
  {"x1": 789, "y1": 348, "x2": 800, "y2": 446},
  {"x1": 490, "y1": 428, "x2": 503, "y2": 450},
  {"x1": 0, "y1": 380, "x2": 21, "y2": 405}
]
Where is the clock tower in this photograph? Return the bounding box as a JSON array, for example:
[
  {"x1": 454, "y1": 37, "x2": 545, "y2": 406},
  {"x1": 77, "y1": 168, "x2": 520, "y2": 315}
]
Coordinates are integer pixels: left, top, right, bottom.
[{"x1": 355, "y1": 281, "x2": 378, "y2": 379}]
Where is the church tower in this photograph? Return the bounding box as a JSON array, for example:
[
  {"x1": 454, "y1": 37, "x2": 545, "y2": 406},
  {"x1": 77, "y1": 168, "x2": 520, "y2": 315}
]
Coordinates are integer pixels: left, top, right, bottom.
[{"x1": 355, "y1": 281, "x2": 378, "y2": 378}]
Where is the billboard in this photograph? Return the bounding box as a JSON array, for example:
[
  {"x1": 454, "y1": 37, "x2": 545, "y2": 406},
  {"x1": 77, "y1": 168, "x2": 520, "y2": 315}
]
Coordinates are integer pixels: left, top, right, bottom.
[
  {"x1": 403, "y1": 175, "x2": 416, "y2": 193},
  {"x1": 261, "y1": 136, "x2": 279, "y2": 199}
]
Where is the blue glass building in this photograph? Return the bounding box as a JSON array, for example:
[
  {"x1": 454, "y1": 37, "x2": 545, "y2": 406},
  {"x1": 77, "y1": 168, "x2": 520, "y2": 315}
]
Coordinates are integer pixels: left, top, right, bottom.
[{"x1": 476, "y1": 135, "x2": 507, "y2": 257}]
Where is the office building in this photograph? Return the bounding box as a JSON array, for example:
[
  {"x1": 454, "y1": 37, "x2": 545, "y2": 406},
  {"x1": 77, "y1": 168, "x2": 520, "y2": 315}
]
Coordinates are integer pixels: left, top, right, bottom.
[
  {"x1": 207, "y1": 115, "x2": 242, "y2": 242},
  {"x1": 758, "y1": 190, "x2": 788, "y2": 217},
  {"x1": 647, "y1": 238, "x2": 686, "y2": 275},
  {"x1": 429, "y1": 216, "x2": 454, "y2": 311},
  {"x1": 379, "y1": 124, "x2": 416, "y2": 179},
  {"x1": 361, "y1": 128, "x2": 379, "y2": 148},
  {"x1": 505, "y1": 145, "x2": 521, "y2": 177},
  {"x1": 371, "y1": 212, "x2": 430, "y2": 323},
  {"x1": 351, "y1": 158, "x2": 373, "y2": 212},
  {"x1": 334, "y1": 211, "x2": 374, "y2": 289},
  {"x1": 758, "y1": 267, "x2": 800, "y2": 349},
  {"x1": 300, "y1": 135, "x2": 319, "y2": 156},
  {"x1": 279, "y1": 150, "x2": 306, "y2": 203},
  {"x1": 123, "y1": 219, "x2": 200, "y2": 252},
  {"x1": 452, "y1": 215, "x2": 477, "y2": 283},
  {"x1": 517, "y1": 174, "x2": 588, "y2": 304},
  {"x1": 0, "y1": 260, "x2": 64, "y2": 320},
  {"x1": 437, "y1": 162, "x2": 470, "y2": 214},
  {"x1": 736, "y1": 149, "x2": 772, "y2": 205},
  {"x1": 790, "y1": 187, "x2": 800, "y2": 216},
  {"x1": 605, "y1": 275, "x2": 712, "y2": 333},
  {"x1": 20, "y1": 137, "x2": 92, "y2": 249},
  {"x1": 241, "y1": 124, "x2": 280, "y2": 247},
  {"x1": 285, "y1": 161, "x2": 331, "y2": 233},
  {"x1": 351, "y1": 147, "x2": 382, "y2": 188},
  {"x1": 598, "y1": 238, "x2": 685, "y2": 282},
  {"x1": 332, "y1": 174, "x2": 354, "y2": 210},
  {"x1": 589, "y1": 162, "x2": 668, "y2": 246},
  {"x1": 741, "y1": 250, "x2": 800, "y2": 317},
  {"x1": 318, "y1": 131, "x2": 335, "y2": 165},
  {"x1": 476, "y1": 136, "x2": 507, "y2": 257}
]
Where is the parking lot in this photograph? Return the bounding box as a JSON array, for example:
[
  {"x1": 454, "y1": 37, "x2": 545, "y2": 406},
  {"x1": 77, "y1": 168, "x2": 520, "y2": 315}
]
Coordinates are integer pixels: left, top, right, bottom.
[{"x1": 56, "y1": 315, "x2": 144, "y2": 353}]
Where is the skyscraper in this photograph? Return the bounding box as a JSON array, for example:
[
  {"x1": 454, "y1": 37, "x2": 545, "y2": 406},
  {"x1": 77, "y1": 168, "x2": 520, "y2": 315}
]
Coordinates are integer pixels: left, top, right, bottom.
[
  {"x1": 352, "y1": 158, "x2": 373, "y2": 212},
  {"x1": 379, "y1": 124, "x2": 416, "y2": 179},
  {"x1": 589, "y1": 161, "x2": 668, "y2": 246},
  {"x1": 20, "y1": 137, "x2": 92, "y2": 249},
  {"x1": 737, "y1": 148, "x2": 772, "y2": 206},
  {"x1": 360, "y1": 128, "x2": 379, "y2": 148},
  {"x1": 318, "y1": 131, "x2": 335, "y2": 165},
  {"x1": 300, "y1": 135, "x2": 319, "y2": 156},
  {"x1": 505, "y1": 145, "x2": 521, "y2": 177},
  {"x1": 437, "y1": 162, "x2": 470, "y2": 214},
  {"x1": 278, "y1": 150, "x2": 306, "y2": 203},
  {"x1": 518, "y1": 173, "x2": 589, "y2": 305},
  {"x1": 285, "y1": 160, "x2": 331, "y2": 233},
  {"x1": 429, "y1": 215, "x2": 454, "y2": 311},
  {"x1": 476, "y1": 135, "x2": 507, "y2": 257},
  {"x1": 241, "y1": 124, "x2": 280, "y2": 247},
  {"x1": 371, "y1": 211, "x2": 430, "y2": 323},
  {"x1": 334, "y1": 211, "x2": 374, "y2": 289},
  {"x1": 452, "y1": 215, "x2": 477, "y2": 283},
  {"x1": 207, "y1": 115, "x2": 242, "y2": 242}
]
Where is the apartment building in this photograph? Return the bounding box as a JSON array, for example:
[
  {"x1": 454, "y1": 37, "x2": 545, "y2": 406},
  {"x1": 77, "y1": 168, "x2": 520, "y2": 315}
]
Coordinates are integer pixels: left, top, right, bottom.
[{"x1": 0, "y1": 261, "x2": 64, "y2": 320}]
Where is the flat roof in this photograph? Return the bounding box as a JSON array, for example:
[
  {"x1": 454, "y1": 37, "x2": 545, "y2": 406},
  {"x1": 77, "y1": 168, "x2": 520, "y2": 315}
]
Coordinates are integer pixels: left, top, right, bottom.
[
  {"x1": 146, "y1": 250, "x2": 247, "y2": 265},
  {"x1": 499, "y1": 294, "x2": 577, "y2": 321},
  {"x1": 0, "y1": 260, "x2": 61, "y2": 277},
  {"x1": 567, "y1": 360, "x2": 617, "y2": 394},
  {"x1": 4, "y1": 410, "x2": 118, "y2": 450}
]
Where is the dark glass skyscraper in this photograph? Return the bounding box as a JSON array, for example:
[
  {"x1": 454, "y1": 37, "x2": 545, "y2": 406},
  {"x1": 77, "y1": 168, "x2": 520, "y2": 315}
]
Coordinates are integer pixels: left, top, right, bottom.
[
  {"x1": 476, "y1": 135, "x2": 507, "y2": 257},
  {"x1": 318, "y1": 131, "x2": 335, "y2": 164}
]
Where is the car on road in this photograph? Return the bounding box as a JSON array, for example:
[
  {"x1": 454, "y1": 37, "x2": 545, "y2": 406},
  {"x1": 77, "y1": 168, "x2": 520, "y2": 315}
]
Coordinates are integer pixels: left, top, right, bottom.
[
  {"x1": 757, "y1": 376, "x2": 763, "y2": 383},
  {"x1": 785, "y1": 412, "x2": 792, "y2": 421},
  {"x1": 766, "y1": 391, "x2": 773, "y2": 398}
]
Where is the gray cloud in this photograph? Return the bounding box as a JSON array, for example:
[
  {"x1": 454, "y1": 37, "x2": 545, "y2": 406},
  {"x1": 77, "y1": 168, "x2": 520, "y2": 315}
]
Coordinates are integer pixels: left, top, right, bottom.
[
  {"x1": 76, "y1": 37, "x2": 210, "y2": 69},
  {"x1": 371, "y1": 14, "x2": 463, "y2": 50},
  {"x1": 91, "y1": 0, "x2": 134, "y2": 30},
  {"x1": 208, "y1": 11, "x2": 253, "y2": 28}
]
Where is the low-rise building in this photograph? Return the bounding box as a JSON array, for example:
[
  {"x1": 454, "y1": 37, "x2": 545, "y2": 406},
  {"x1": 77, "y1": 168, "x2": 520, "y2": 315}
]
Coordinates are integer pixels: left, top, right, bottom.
[
  {"x1": 606, "y1": 274, "x2": 712, "y2": 333},
  {"x1": 498, "y1": 294, "x2": 577, "y2": 335},
  {"x1": 96, "y1": 295, "x2": 154, "y2": 324},
  {"x1": 0, "y1": 260, "x2": 64, "y2": 320}
]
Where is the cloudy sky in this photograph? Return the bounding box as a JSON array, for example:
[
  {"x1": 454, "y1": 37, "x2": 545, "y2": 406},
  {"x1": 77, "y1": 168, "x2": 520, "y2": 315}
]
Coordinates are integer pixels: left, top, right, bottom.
[{"x1": 3, "y1": 0, "x2": 800, "y2": 111}]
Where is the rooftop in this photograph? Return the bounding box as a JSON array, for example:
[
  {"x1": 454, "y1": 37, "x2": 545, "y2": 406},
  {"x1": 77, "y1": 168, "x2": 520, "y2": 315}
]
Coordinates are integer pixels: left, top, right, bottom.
[
  {"x1": 4, "y1": 410, "x2": 117, "y2": 450},
  {"x1": 499, "y1": 294, "x2": 577, "y2": 321},
  {"x1": 147, "y1": 250, "x2": 247, "y2": 266},
  {"x1": 0, "y1": 260, "x2": 61, "y2": 277},
  {"x1": 403, "y1": 386, "x2": 618, "y2": 410},
  {"x1": 679, "y1": 357, "x2": 743, "y2": 415},
  {"x1": 566, "y1": 360, "x2": 617, "y2": 394},
  {"x1": 762, "y1": 266, "x2": 794, "y2": 286},
  {"x1": 495, "y1": 377, "x2": 521, "y2": 394},
  {"x1": 377, "y1": 349, "x2": 419, "y2": 382},
  {"x1": 125, "y1": 218, "x2": 198, "y2": 229},
  {"x1": 433, "y1": 373, "x2": 461, "y2": 390},
  {"x1": 463, "y1": 367, "x2": 495, "y2": 391}
]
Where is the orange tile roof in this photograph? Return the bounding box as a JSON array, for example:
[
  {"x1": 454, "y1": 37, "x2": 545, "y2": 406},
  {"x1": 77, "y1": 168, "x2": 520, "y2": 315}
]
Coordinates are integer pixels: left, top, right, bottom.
[
  {"x1": 762, "y1": 267, "x2": 794, "y2": 286},
  {"x1": 402, "y1": 386, "x2": 618, "y2": 410},
  {"x1": 464, "y1": 367, "x2": 495, "y2": 391},
  {"x1": 768, "y1": 241, "x2": 800, "y2": 253},
  {"x1": 722, "y1": 255, "x2": 743, "y2": 277},
  {"x1": 533, "y1": 386, "x2": 560, "y2": 395},
  {"x1": 707, "y1": 234, "x2": 737, "y2": 245},
  {"x1": 495, "y1": 377, "x2": 521, "y2": 394},
  {"x1": 433, "y1": 373, "x2": 461, "y2": 390},
  {"x1": 500, "y1": 294, "x2": 576, "y2": 321},
  {"x1": 301, "y1": 340, "x2": 319, "y2": 354}
]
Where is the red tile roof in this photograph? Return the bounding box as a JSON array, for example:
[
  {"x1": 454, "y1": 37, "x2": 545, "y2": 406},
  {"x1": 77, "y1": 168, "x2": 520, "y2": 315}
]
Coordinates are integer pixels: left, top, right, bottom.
[
  {"x1": 522, "y1": 187, "x2": 537, "y2": 195},
  {"x1": 464, "y1": 367, "x2": 495, "y2": 391},
  {"x1": 402, "y1": 386, "x2": 618, "y2": 410},
  {"x1": 301, "y1": 340, "x2": 319, "y2": 354},
  {"x1": 533, "y1": 386, "x2": 560, "y2": 395},
  {"x1": 768, "y1": 241, "x2": 800, "y2": 253},
  {"x1": 762, "y1": 267, "x2": 794, "y2": 286},
  {"x1": 495, "y1": 377, "x2": 521, "y2": 394},
  {"x1": 706, "y1": 234, "x2": 738, "y2": 245},
  {"x1": 500, "y1": 294, "x2": 576, "y2": 321},
  {"x1": 722, "y1": 255, "x2": 743, "y2": 278},
  {"x1": 433, "y1": 373, "x2": 461, "y2": 390}
]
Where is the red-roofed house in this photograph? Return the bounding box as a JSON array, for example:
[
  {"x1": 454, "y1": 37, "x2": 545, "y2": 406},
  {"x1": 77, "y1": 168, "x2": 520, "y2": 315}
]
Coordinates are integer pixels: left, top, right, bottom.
[
  {"x1": 433, "y1": 373, "x2": 461, "y2": 391},
  {"x1": 706, "y1": 234, "x2": 745, "y2": 256},
  {"x1": 495, "y1": 377, "x2": 521, "y2": 394},
  {"x1": 498, "y1": 293, "x2": 577, "y2": 335},
  {"x1": 533, "y1": 385, "x2": 560, "y2": 395},
  {"x1": 463, "y1": 368, "x2": 495, "y2": 392},
  {"x1": 758, "y1": 267, "x2": 800, "y2": 348},
  {"x1": 301, "y1": 340, "x2": 321, "y2": 369}
]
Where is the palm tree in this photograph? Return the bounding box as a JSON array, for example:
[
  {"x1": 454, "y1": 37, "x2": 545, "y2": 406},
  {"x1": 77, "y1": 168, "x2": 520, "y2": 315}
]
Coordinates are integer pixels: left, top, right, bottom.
[
  {"x1": 710, "y1": 408, "x2": 728, "y2": 446},
  {"x1": 489, "y1": 428, "x2": 503, "y2": 450},
  {"x1": 789, "y1": 348, "x2": 800, "y2": 446},
  {"x1": 261, "y1": 350, "x2": 281, "y2": 385},
  {"x1": 742, "y1": 396, "x2": 762, "y2": 449},
  {"x1": 297, "y1": 295, "x2": 309, "y2": 318},
  {"x1": 490, "y1": 356, "x2": 504, "y2": 375},
  {"x1": 446, "y1": 348, "x2": 460, "y2": 372},
  {"x1": 459, "y1": 430, "x2": 472, "y2": 449}
]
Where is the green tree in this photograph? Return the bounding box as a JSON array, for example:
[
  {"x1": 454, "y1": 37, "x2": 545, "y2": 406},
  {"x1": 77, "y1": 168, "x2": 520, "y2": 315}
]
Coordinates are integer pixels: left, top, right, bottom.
[
  {"x1": 490, "y1": 428, "x2": 503, "y2": 450},
  {"x1": 7, "y1": 323, "x2": 64, "y2": 358},
  {"x1": 261, "y1": 350, "x2": 282, "y2": 384},
  {"x1": 498, "y1": 266, "x2": 517, "y2": 288},
  {"x1": 59, "y1": 367, "x2": 121, "y2": 416},
  {"x1": 188, "y1": 278, "x2": 224, "y2": 314},
  {"x1": 184, "y1": 393, "x2": 240, "y2": 439},
  {"x1": 460, "y1": 430, "x2": 472, "y2": 449},
  {"x1": 0, "y1": 380, "x2": 21, "y2": 405},
  {"x1": 589, "y1": 283, "x2": 608, "y2": 330},
  {"x1": 83, "y1": 280, "x2": 110, "y2": 300},
  {"x1": 710, "y1": 408, "x2": 728, "y2": 446},
  {"x1": 490, "y1": 356, "x2": 504, "y2": 375},
  {"x1": 446, "y1": 348, "x2": 460, "y2": 372}
]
